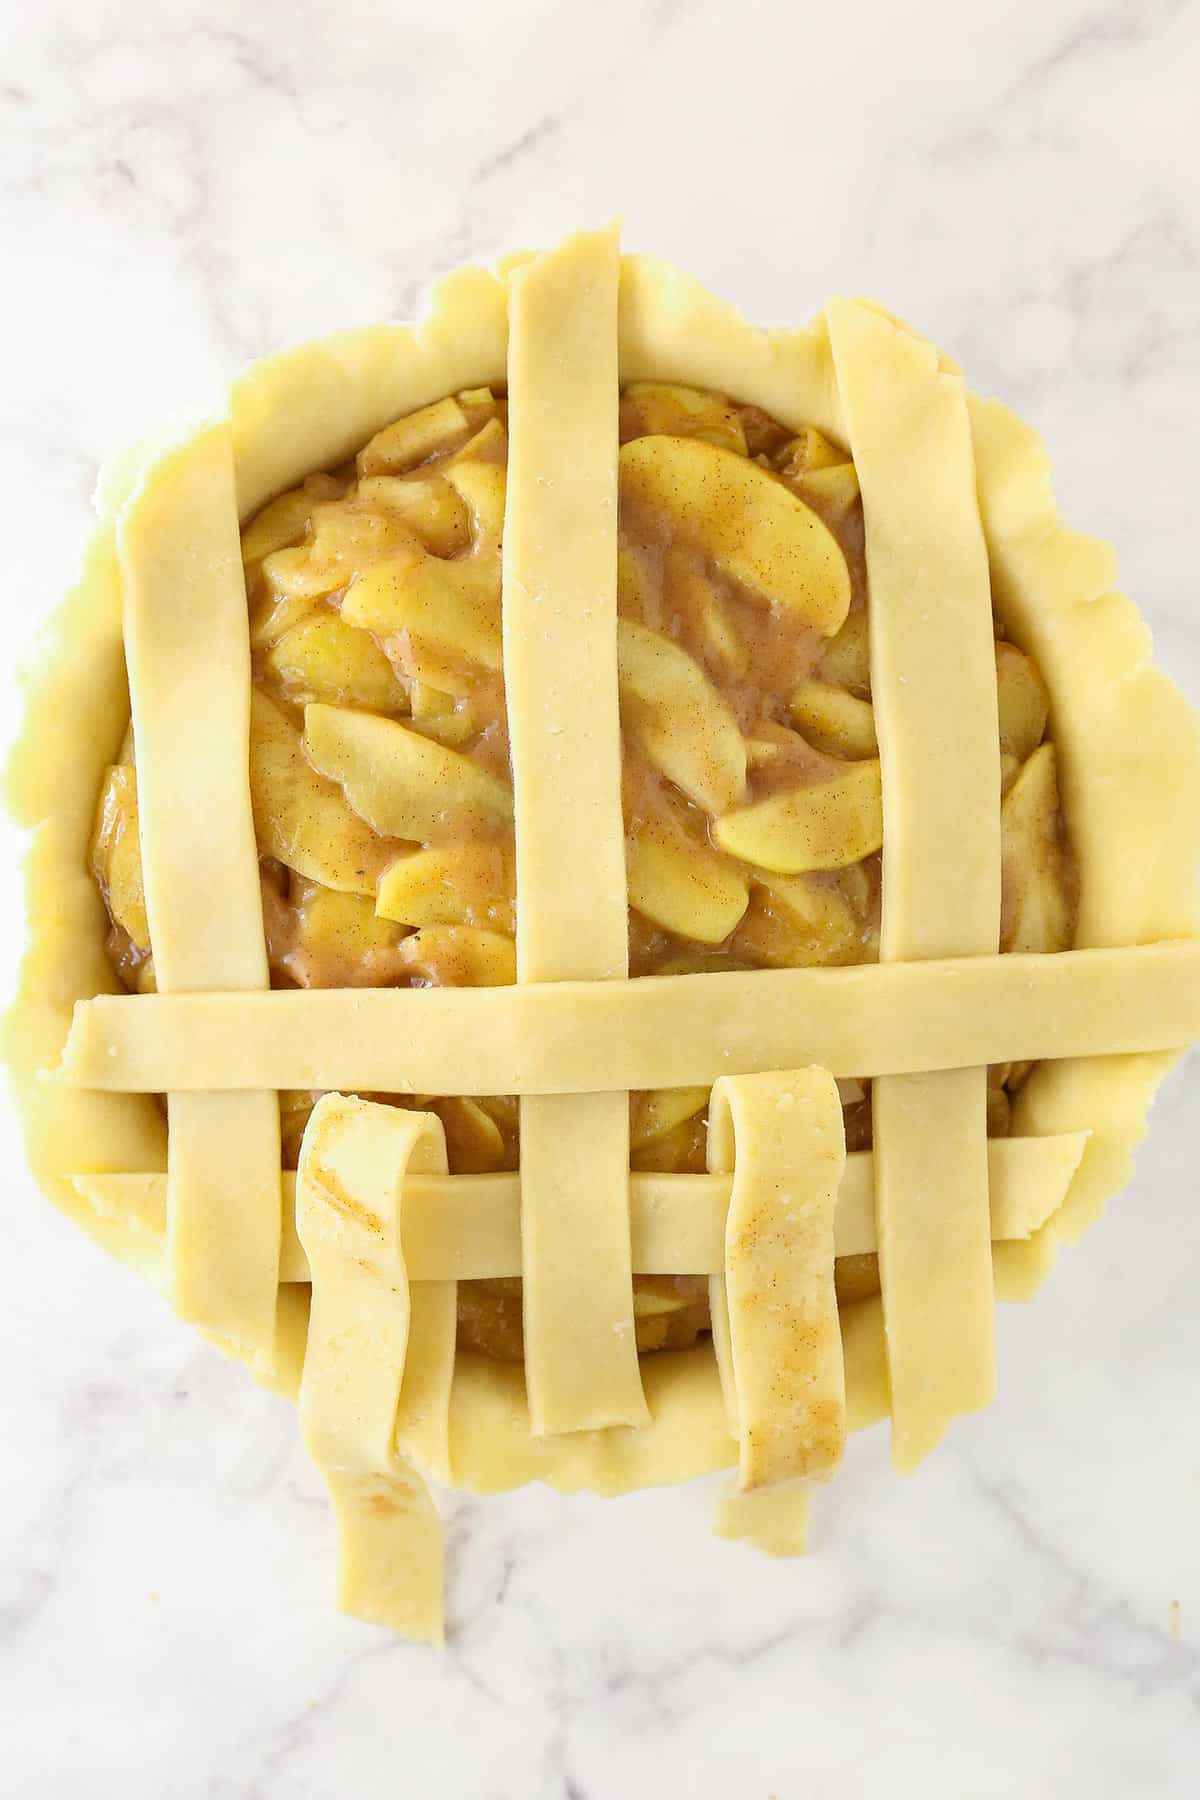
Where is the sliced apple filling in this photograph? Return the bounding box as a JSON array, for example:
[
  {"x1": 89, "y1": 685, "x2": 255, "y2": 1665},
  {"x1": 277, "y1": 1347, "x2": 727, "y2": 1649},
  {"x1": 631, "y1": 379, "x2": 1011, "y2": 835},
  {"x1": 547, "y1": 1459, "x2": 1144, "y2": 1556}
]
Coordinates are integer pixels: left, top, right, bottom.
[{"x1": 92, "y1": 381, "x2": 1078, "y2": 1361}]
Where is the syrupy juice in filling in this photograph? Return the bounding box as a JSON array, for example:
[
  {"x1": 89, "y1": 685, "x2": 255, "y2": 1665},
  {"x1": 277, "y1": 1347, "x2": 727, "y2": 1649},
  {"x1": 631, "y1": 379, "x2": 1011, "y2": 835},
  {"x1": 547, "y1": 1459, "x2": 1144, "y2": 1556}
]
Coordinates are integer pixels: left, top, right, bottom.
[{"x1": 92, "y1": 381, "x2": 1078, "y2": 1358}]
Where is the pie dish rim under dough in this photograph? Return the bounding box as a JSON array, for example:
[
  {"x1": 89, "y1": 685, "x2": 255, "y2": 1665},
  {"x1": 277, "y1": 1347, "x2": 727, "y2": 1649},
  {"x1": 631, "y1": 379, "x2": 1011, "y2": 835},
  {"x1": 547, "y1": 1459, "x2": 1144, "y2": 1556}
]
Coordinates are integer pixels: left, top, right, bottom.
[{"x1": 7, "y1": 228, "x2": 1200, "y2": 1633}]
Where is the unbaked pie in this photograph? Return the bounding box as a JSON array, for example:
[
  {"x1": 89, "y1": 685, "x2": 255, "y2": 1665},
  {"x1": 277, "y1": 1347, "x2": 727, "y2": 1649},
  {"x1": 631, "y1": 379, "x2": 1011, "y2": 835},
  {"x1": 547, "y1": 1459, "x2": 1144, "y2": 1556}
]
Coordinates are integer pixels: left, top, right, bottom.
[{"x1": 8, "y1": 226, "x2": 1200, "y2": 1642}]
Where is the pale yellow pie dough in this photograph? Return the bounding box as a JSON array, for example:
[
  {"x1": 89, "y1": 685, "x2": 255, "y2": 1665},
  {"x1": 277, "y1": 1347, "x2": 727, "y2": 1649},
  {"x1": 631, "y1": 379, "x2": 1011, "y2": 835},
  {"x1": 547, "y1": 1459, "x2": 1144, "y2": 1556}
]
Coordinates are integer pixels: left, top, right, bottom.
[
  {"x1": 708, "y1": 1068, "x2": 846, "y2": 1497},
  {"x1": 118, "y1": 423, "x2": 281, "y2": 1370},
  {"x1": 296, "y1": 1093, "x2": 452, "y2": 1643},
  {"x1": 56, "y1": 941, "x2": 1200, "y2": 1093},
  {"x1": 502, "y1": 227, "x2": 646, "y2": 1435},
  {"x1": 827, "y1": 298, "x2": 1000, "y2": 1471},
  {"x1": 71, "y1": 1129, "x2": 1087, "y2": 1287},
  {"x1": 8, "y1": 227, "x2": 1200, "y2": 1642}
]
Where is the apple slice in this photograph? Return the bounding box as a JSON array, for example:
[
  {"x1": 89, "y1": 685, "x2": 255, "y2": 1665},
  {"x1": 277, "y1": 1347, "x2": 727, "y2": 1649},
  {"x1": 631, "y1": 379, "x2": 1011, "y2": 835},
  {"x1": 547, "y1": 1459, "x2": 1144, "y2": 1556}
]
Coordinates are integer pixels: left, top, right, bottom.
[
  {"x1": 241, "y1": 474, "x2": 344, "y2": 565},
  {"x1": 455, "y1": 387, "x2": 501, "y2": 432},
  {"x1": 357, "y1": 396, "x2": 471, "y2": 477},
  {"x1": 259, "y1": 504, "x2": 423, "y2": 606},
  {"x1": 408, "y1": 682, "x2": 480, "y2": 748},
  {"x1": 714, "y1": 759, "x2": 883, "y2": 873},
  {"x1": 355, "y1": 474, "x2": 471, "y2": 558},
  {"x1": 341, "y1": 553, "x2": 502, "y2": 673},
  {"x1": 630, "y1": 1086, "x2": 710, "y2": 1150},
  {"x1": 791, "y1": 462, "x2": 862, "y2": 527},
  {"x1": 619, "y1": 435, "x2": 851, "y2": 635},
  {"x1": 249, "y1": 690, "x2": 387, "y2": 895},
  {"x1": 774, "y1": 427, "x2": 849, "y2": 476},
  {"x1": 445, "y1": 417, "x2": 508, "y2": 471},
  {"x1": 397, "y1": 925, "x2": 516, "y2": 987},
  {"x1": 91, "y1": 763, "x2": 149, "y2": 946},
  {"x1": 1001, "y1": 744, "x2": 1075, "y2": 952},
  {"x1": 619, "y1": 383, "x2": 747, "y2": 455},
  {"x1": 995, "y1": 640, "x2": 1049, "y2": 762},
  {"x1": 618, "y1": 618, "x2": 746, "y2": 814},
  {"x1": 663, "y1": 548, "x2": 748, "y2": 674},
  {"x1": 442, "y1": 459, "x2": 507, "y2": 550},
  {"x1": 376, "y1": 842, "x2": 516, "y2": 933},
  {"x1": 265, "y1": 612, "x2": 409, "y2": 713},
  {"x1": 626, "y1": 811, "x2": 748, "y2": 944},
  {"x1": 817, "y1": 608, "x2": 870, "y2": 696},
  {"x1": 435, "y1": 1096, "x2": 507, "y2": 1172},
  {"x1": 304, "y1": 702, "x2": 512, "y2": 843},
  {"x1": 790, "y1": 679, "x2": 877, "y2": 759},
  {"x1": 733, "y1": 870, "x2": 865, "y2": 969},
  {"x1": 283, "y1": 878, "x2": 407, "y2": 988}
]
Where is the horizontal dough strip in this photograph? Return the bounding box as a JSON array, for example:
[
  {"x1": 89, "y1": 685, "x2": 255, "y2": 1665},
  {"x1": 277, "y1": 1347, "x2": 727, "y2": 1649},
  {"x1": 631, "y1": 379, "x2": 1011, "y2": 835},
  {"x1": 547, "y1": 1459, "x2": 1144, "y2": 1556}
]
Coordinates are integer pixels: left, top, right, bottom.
[
  {"x1": 73, "y1": 1132, "x2": 1086, "y2": 1284},
  {"x1": 58, "y1": 942, "x2": 1200, "y2": 1095}
]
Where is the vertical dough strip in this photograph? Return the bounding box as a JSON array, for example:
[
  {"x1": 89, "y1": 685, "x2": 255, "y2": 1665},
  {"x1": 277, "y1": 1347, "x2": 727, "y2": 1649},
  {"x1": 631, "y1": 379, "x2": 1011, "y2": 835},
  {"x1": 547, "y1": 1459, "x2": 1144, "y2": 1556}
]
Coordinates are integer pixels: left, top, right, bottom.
[
  {"x1": 503, "y1": 227, "x2": 649, "y2": 1433},
  {"x1": 827, "y1": 300, "x2": 1001, "y2": 1471},
  {"x1": 118, "y1": 424, "x2": 281, "y2": 1369}
]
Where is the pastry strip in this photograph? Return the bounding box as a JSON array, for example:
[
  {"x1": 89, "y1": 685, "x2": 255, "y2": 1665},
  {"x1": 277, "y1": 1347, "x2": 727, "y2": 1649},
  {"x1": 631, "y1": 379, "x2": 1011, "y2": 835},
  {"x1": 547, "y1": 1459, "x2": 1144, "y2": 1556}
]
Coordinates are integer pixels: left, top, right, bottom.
[
  {"x1": 828, "y1": 298, "x2": 1000, "y2": 1471},
  {"x1": 503, "y1": 227, "x2": 646, "y2": 1433},
  {"x1": 712, "y1": 1485, "x2": 811, "y2": 1557},
  {"x1": 708, "y1": 1068, "x2": 847, "y2": 1490},
  {"x1": 296, "y1": 1095, "x2": 453, "y2": 1643},
  {"x1": 71, "y1": 1129, "x2": 1087, "y2": 1285},
  {"x1": 118, "y1": 424, "x2": 280, "y2": 1368},
  {"x1": 59, "y1": 941, "x2": 1200, "y2": 1094}
]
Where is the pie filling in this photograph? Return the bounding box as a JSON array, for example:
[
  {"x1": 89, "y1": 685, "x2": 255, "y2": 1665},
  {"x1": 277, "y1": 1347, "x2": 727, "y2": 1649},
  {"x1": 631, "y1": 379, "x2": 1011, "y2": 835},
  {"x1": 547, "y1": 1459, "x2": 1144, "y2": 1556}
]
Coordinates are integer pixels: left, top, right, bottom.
[{"x1": 91, "y1": 382, "x2": 1078, "y2": 1359}]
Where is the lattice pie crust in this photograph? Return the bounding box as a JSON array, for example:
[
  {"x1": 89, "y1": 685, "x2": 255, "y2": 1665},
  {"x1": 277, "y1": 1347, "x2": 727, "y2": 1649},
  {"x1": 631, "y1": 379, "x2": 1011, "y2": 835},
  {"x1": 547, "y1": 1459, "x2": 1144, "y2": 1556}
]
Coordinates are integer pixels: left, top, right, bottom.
[{"x1": 8, "y1": 228, "x2": 1200, "y2": 1643}]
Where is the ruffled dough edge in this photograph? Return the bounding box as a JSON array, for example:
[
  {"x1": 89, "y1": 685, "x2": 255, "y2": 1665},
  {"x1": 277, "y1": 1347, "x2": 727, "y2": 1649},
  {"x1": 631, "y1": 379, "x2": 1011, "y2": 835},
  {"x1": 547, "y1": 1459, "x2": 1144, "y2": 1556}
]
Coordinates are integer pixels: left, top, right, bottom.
[{"x1": 5, "y1": 250, "x2": 1197, "y2": 1488}]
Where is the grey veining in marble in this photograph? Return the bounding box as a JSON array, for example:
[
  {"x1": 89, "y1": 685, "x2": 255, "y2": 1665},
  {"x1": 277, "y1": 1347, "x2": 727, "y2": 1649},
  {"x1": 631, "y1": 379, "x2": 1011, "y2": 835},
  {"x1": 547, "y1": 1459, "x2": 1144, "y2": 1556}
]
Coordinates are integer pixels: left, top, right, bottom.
[{"x1": 1, "y1": 2, "x2": 1198, "y2": 1794}]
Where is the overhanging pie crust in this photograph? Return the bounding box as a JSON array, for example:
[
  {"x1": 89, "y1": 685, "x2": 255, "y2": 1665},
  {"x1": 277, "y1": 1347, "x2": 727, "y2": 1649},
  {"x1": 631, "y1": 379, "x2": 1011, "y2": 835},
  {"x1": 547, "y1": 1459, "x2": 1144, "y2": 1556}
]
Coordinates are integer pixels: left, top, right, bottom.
[{"x1": 8, "y1": 225, "x2": 1200, "y2": 1644}]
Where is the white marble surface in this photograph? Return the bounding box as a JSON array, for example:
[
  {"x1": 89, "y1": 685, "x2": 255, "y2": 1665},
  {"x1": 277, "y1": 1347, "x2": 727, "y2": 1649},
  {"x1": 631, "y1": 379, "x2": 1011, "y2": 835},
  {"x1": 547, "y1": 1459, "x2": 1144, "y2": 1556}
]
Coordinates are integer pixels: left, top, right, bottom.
[{"x1": 2, "y1": 2, "x2": 1199, "y2": 1793}]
